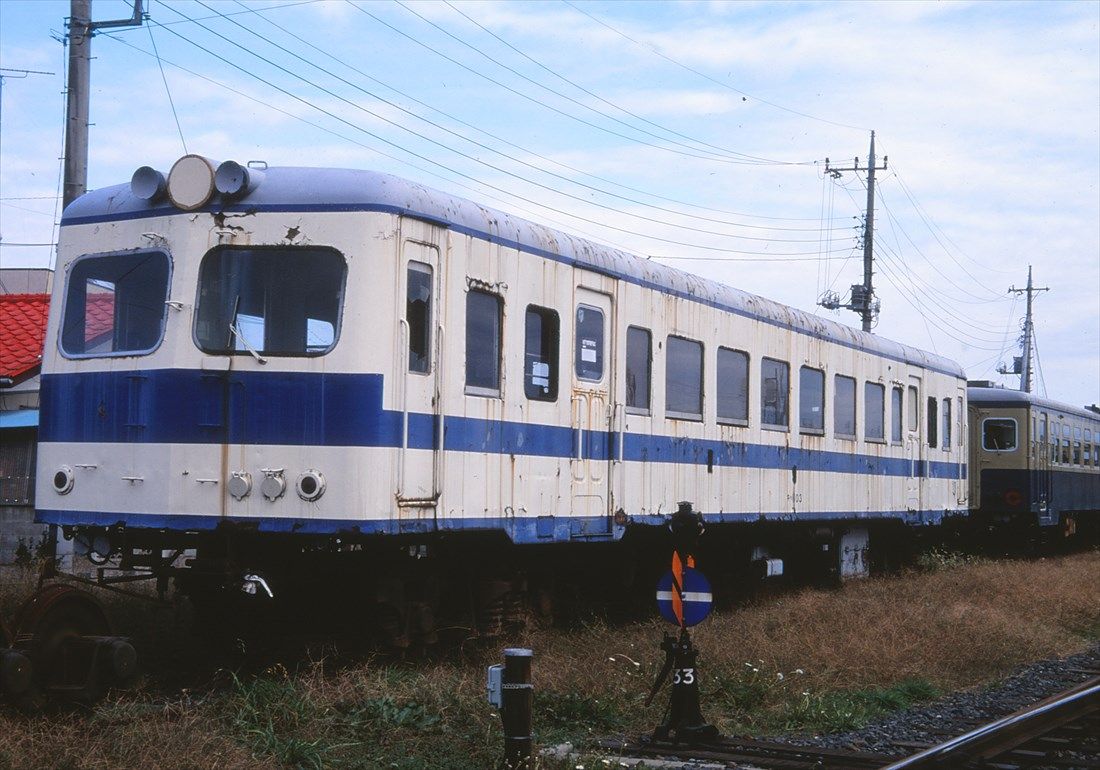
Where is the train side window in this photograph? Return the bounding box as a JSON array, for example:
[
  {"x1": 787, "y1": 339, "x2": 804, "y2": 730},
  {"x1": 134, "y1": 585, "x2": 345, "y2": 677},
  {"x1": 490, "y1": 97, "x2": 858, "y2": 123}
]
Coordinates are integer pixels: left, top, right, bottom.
[
  {"x1": 465, "y1": 289, "x2": 502, "y2": 396},
  {"x1": 406, "y1": 262, "x2": 432, "y2": 374},
  {"x1": 717, "y1": 347, "x2": 749, "y2": 426},
  {"x1": 62, "y1": 251, "x2": 171, "y2": 357},
  {"x1": 799, "y1": 366, "x2": 825, "y2": 434},
  {"x1": 834, "y1": 375, "x2": 856, "y2": 439},
  {"x1": 941, "y1": 397, "x2": 951, "y2": 450},
  {"x1": 760, "y1": 358, "x2": 789, "y2": 429},
  {"x1": 1061, "y1": 424, "x2": 1072, "y2": 464},
  {"x1": 907, "y1": 386, "x2": 919, "y2": 434},
  {"x1": 625, "y1": 326, "x2": 651, "y2": 413},
  {"x1": 666, "y1": 335, "x2": 703, "y2": 420},
  {"x1": 891, "y1": 386, "x2": 904, "y2": 444},
  {"x1": 865, "y1": 382, "x2": 885, "y2": 442},
  {"x1": 983, "y1": 418, "x2": 1017, "y2": 452},
  {"x1": 926, "y1": 398, "x2": 938, "y2": 448},
  {"x1": 1086, "y1": 429, "x2": 1093, "y2": 464},
  {"x1": 524, "y1": 305, "x2": 559, "y2": 402},
  {"x1": 575, "y1": 305, "x2": 604, "y2": 381}
]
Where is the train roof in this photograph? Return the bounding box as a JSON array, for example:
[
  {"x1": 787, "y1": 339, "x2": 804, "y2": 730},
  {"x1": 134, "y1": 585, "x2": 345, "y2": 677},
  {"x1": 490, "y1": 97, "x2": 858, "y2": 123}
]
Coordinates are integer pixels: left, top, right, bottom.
[
  {"x1": 967, "y1": 385, "x2": 1100, "y2": 421},
  {"x1": 63, "y1": 162, "x2": 965, "y2": 379}
]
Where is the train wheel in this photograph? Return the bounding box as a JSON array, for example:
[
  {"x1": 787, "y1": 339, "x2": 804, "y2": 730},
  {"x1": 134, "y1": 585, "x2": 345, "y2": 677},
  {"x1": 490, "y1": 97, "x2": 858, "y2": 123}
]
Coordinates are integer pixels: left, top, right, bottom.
[{"x1": 12, "y1": 584, "x2": 115, "y2": 707}]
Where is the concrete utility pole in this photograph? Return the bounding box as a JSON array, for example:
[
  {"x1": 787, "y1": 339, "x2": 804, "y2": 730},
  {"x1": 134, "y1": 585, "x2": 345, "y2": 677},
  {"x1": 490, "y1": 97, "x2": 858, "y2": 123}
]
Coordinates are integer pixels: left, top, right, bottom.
[
  {"x1": 819, "y1": 131, "x2": 888, "y2": 333},
  {"x1": 62, "y1": 0, "x2": 144, "y2": 209},
  {"x1": 1002, "y1": 265, "x2": 1049, "y2": 394}
]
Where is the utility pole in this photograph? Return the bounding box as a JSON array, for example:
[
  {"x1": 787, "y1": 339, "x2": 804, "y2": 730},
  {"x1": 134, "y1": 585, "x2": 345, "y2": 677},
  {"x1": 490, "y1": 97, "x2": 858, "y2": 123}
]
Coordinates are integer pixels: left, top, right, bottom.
[
  {"x1": 819, "y1": 131, "x2": 888, "y2": 333},
  {"x1": 62, "y1": 0, "x2": 144, "y2": 209},
  {"x1": 1000, "y1": 265, "x2": 1048, "y2": 393}
]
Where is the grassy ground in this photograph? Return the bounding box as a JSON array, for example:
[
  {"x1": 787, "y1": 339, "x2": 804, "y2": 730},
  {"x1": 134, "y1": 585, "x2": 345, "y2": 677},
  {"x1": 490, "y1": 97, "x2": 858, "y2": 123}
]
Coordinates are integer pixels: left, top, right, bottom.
[{"x1": 1, "y1": 549, "x2": 1098, "y2": 769}]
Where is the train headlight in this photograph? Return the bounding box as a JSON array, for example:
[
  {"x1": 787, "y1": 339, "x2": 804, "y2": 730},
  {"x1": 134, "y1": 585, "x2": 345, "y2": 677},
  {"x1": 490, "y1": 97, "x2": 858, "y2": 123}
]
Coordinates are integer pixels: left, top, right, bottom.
[
  {"x1": 215, "y1": 160, "x2": 263, "y2": 199},
  {"x1": 131, "y1": 166, "x2": 167, "y2": 201},
  {"x1": 166, "y1": 155, "x2": 217, "y2": 211},
  {"x1": 296, "y1": 470, "x2": 326, "y2": 502},
  {"x1": 53, "y1": 466, "x2": 75, "y2": 495}
]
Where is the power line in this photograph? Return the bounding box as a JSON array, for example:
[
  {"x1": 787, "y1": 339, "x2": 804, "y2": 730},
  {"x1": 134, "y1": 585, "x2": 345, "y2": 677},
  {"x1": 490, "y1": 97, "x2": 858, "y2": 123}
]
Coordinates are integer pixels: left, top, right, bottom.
[
  {"x1": 429, "y1": 0, "x2": 811, "y2": 166},
  {"x1": 347, "y1": 1, "x2": 793, "y2": 168},
  {"x1": 151, "y1": 4, "x2": 855, "y2": 257},
  {"x1": 103, "y1": 19, "x2": 854, "y2": 260},
  {"x1": 560, "y1": 0, "x2": 868, "y2": 133},
  {"x1": 212, "y1": 1, "x2": 853, "y2": 238},
  {"x1": 235, "y1": 0, "x2": 843, "y2": 226}
]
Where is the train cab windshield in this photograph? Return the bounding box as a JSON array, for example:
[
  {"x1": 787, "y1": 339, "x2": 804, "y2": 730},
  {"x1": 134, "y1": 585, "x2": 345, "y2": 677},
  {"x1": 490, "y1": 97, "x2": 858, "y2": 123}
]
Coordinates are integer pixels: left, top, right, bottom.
[
  {"x1": 194, "y1": 246, "x2": 346, "y2": 357},
  {"x1": 60, "y1": 251, "x2": 170, "y2": 357},
  {"x1": 983, "y1": 418, "x2": 1018, "y2": 451}
]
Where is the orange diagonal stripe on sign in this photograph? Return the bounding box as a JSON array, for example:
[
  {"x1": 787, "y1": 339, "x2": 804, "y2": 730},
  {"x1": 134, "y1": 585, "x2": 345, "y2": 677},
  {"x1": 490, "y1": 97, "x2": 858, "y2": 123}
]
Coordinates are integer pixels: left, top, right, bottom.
[{"x1": 671, "y1": 552, "x2": 684, "y2": 627}]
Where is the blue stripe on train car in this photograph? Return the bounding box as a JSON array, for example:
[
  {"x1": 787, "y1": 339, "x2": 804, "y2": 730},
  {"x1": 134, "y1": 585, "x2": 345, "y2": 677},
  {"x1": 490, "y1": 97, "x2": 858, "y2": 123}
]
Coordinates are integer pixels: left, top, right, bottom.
[
  {"x1": 40, "y1": 370, "x2": 964, "y2": 479},
  {"x1": 35, "y1": 506, "x2": 961, "y2": 541}
]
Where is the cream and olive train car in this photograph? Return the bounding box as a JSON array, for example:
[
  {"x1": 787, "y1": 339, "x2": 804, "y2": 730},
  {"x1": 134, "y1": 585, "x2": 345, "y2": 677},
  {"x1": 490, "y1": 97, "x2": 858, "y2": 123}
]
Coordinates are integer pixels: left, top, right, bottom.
[
  {"x1": 36, "y1": 156, "x2": 968, "y2": 624},
  {"x1": 968, "y1": 384, "x2": 1100, "y2": 539}
]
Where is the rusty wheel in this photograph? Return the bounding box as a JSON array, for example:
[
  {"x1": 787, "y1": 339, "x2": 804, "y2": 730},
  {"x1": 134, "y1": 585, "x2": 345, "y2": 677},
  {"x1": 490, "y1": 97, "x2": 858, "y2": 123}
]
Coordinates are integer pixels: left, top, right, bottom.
[{"x1": 13, "y1": 584, "x2": 113, "y2": 705}]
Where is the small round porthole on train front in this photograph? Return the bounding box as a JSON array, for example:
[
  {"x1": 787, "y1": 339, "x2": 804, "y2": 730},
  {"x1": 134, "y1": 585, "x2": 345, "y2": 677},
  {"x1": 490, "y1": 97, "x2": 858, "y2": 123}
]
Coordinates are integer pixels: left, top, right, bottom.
[
  {"x1": 296, "y1": 470, "x2": 325, "y2": 502},
  {"x1": 53, "y1": 466, "x2": 75, "y2": 495}
]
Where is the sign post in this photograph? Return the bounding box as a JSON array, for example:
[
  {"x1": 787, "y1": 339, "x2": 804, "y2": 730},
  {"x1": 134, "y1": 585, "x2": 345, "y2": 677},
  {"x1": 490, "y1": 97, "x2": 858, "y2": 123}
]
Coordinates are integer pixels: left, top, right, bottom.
[{"x1": 646, "y1": 502, "x2": 718, "y2": 744}]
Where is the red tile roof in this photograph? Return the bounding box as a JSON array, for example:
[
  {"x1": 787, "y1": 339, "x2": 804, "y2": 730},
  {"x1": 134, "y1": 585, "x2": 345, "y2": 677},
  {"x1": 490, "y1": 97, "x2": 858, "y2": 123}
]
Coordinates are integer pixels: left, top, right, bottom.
[{"x1": 0, "y1": 293, "x2": 50, "y2": 383}]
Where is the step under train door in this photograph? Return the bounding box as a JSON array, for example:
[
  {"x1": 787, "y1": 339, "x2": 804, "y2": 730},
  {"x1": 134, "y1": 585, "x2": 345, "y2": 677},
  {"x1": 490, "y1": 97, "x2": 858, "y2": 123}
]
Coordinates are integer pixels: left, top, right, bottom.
[{"x1": 396, "y1": 235, "x2": 443, "y2": 521}]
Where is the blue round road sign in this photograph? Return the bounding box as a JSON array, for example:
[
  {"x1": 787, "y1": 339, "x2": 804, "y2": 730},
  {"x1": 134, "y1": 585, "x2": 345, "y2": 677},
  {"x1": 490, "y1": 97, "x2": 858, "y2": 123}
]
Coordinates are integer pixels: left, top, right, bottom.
[{"x1": 656, "y1": 567, "x2": 713, "y2": 627}]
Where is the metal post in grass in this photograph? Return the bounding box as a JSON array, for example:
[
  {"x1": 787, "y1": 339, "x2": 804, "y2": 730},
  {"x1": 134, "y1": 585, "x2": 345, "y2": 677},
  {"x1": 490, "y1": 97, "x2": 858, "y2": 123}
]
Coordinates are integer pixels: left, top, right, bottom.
[{"x1": 487, "y1": 647, "x2": 534, "y2": 768}]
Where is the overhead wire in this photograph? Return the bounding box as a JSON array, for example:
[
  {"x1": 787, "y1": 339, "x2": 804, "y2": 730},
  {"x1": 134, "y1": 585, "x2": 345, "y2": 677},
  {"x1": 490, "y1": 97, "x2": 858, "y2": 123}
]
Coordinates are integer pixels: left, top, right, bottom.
[
  {"x1": 433, "y1": 0, "x2": 811, "y2": 166},
  {"x1": 234, "y1": 0, "x2": 841, "y2": 226},
  {"x1": 560, "y1": 0, "x2": 868, "y2": 133},
  {"x1": 146, "y1": 9, "x2": 188, "y2": 155},
  {"x1": 100, "y1": 23, "x2": 851, "y2": 262},
  {"x1": 346, "y1": 0, "x2": 798, "y2": 168},
  {"x1": 218, "y1": 0, "x2": 853, "y2": 236},
  {"x1": 875, "y1": 179, "x2": 1006, "y2": 303},
  {"x1": 151, "y1": 3, "x2": 856, "y2": 257}
]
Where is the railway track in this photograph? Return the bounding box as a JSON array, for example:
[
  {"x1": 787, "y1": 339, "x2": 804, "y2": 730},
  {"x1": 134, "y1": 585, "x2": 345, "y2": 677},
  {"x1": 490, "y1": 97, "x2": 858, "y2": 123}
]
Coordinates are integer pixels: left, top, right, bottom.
[
  {"x1": 600, "y1": 674, "x2": 1100, "y2": 769},
  {"x1": 882, "y1": 673, "x2": 1100, "y2": 769}
]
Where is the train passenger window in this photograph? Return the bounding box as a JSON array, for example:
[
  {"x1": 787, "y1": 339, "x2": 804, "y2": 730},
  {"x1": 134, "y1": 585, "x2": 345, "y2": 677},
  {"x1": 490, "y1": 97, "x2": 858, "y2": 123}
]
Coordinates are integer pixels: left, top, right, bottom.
[
  {"x1": 61, "y1": 251, "x2": 170, "y2": 357},
  {"x1": 524, "y1": 306, "x2": 559, "y2": 401},
  {"x1": 799, "y1": 367, "x2": 825, "y2": 434},
  {"x1": 907, "y1": 386, "x2": 919, "y2": 433},
  {"x1": 761, "y1": 358, "x2": 789, "y2": 429},
  {"x1": 575, "y1": 305, "x2": 604, "y2": 381},
  {"x1": 626, "y1": 326, "x2": 651, "y2": 412},
  {"x1": 926, "y1": 398, "x2": 938, "y2": 448},
  {"x1": 983, "y1": 418, "x2": 1017, "y2": 451},
  {"x1": 1062, "y1": 439, "x2": 1071, "y2": 465},
  {"x1": 195, "y1": 247, "x2": 344, "y2": 357},
  {"x1": 717, "y1": 348, "x2": 749, "y2": 425},
  {"x1": 891, "y1": 386, "x2": 904, "y2": 444},
  {"x1": 941, "y1": 398, "x2": 951, "y2": 450},
  {"x1": 1073, "y1": 440, "x2": 1082, "y2": 465},
  {"x1": 666, "y1": 336, "x2": 703, "y2": 420},
  {"x1": 865, "y1": 382, "x2": 885, "y2": 442},
  {"x1": 407, "y1": 262, "x2": 432, "y2": 374},
  {"x1": 465, "y1": 290, "x2": 502, "y2": 395},
  {"x1": 834, "y1": 375, "x2": 856, "y2": 439}
]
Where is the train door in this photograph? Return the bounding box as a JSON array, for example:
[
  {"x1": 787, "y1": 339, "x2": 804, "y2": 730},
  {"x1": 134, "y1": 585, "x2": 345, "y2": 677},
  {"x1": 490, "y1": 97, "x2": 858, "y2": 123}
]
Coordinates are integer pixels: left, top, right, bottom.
[
  {"x1": 569, "y1": 286, "x2": 614, "y2": 536},
  {"x1": 1035, "y1": 410, "x2": 1051, "y2": 520},
  {"x1": 905, "y1": 376, "x2": 923, "y2": 511},
  {"x1": 956, "y1": 387, "x2": 967, "y2": 506},
  {"x1": 396, "y1": 237, "x2": 443, "y2": 509}
]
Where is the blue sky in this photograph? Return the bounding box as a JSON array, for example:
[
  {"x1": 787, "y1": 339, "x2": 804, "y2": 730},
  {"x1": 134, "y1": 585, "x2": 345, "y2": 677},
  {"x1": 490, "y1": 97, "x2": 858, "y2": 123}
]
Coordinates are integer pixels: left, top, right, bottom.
[{"x1": 1, "y1": 0, "x2": 1097, "y2": 407}]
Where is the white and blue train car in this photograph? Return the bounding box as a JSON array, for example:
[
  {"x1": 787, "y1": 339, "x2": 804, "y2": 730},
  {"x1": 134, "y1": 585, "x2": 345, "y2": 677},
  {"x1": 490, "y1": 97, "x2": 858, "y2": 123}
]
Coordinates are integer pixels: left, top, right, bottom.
[{"x1": 36, "y1": 155, "x2": 968, "y2": 633}]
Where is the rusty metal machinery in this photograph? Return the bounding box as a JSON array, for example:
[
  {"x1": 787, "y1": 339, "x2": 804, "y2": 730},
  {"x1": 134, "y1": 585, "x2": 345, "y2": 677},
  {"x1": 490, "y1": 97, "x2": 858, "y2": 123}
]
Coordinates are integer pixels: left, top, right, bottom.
[{"x1": 1, "y1": 584, "x2": 136, "y2": 708}]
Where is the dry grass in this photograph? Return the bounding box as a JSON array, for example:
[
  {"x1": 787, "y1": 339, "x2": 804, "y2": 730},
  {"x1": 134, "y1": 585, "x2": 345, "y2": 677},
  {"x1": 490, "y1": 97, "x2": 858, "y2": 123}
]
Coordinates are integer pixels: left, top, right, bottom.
[{"x1": 1, "y1": 550, "x2": 1098, "y2": 769}]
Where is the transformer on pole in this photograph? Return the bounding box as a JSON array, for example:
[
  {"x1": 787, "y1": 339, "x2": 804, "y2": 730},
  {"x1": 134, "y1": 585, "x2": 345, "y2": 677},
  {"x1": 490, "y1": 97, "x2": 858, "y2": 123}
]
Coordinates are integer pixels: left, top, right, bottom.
[{"x1": 819, "y1": 131, "x2": 887, "y2": 333}]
